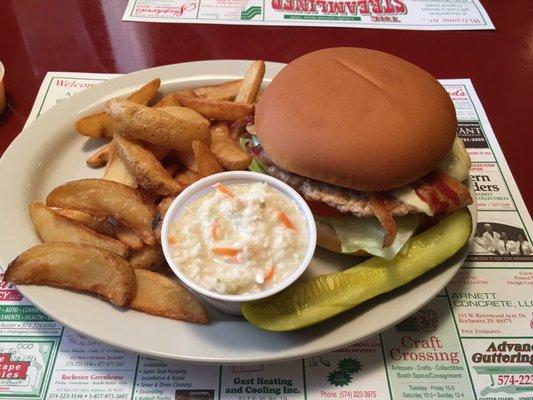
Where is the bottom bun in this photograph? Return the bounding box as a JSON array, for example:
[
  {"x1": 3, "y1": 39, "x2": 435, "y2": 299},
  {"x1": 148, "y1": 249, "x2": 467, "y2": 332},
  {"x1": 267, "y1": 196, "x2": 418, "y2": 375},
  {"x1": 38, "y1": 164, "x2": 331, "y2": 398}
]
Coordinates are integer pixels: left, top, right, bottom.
[{"x1": 315, "y1": 218, "x2": 369, "y2": 256}]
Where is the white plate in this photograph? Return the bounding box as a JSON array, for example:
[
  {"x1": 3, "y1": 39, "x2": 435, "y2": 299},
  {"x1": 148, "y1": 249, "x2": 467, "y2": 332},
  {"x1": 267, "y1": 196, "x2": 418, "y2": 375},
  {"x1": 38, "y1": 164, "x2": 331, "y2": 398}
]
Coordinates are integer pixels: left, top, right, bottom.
[{"x1": 0, "y1": 60, "x2": 475, "y2": 364}]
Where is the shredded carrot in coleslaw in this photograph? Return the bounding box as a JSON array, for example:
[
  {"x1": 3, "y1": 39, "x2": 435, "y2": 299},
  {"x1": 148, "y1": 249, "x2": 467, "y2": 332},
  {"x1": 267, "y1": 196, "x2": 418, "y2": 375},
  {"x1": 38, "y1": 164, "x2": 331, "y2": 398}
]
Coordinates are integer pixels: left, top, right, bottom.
[
  {"x1": 210, "y1": 220, "x2": 221, "y2": 240},
  {"x1": 214, "y1": 183, "x2": 234, "y2": 197},
  {"x1": 278, "y1": 211, "x2": 296, "y2": 230},
  {"x1": 212, "y1": 247, "x2": 240, "y2": 257},
  {"x1": 263, "y1": 265, "x2": 276, "y2": 281}
]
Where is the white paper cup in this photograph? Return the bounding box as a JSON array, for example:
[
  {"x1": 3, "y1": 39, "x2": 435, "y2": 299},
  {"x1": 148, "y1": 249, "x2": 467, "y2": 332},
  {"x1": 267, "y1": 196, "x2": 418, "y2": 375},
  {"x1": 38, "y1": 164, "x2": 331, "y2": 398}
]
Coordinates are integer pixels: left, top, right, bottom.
[{"x1": 161, "y1": 171, "x2": 317, "y2": 315}]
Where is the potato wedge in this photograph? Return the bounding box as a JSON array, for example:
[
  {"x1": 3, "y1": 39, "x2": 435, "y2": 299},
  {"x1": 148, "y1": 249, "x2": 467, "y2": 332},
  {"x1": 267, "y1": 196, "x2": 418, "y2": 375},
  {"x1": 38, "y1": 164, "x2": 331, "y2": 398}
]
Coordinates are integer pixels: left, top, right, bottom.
[
  {"x1": 230, "y1": 61, "x2": 265, "y2": 138},
  {"x1": 173, "y1": 150, "x2": 198, "y2": 173},
  {"x1": 127, "y1": 78, "x2": 161, "y2": 106},
  {"x1": 174, "y1": 88, "x2": 197, "y2": 98},
  {"x1": 145, "y1": 142, "x2": 169, "y2": 160},
  {"x1": 5, "y1": 243, "x2": 135, "y2": 306},
  {"x1": 75, "y1": 80, "x2": 161, "y2": 139},
  {"x1": 210, "y1": 122, "x2": 251, "y2": 170},
  {"x1": 129, "y1": 270, "x2": 207, "y2": 323},
  {"x1": 235, "y1": 60, "x2": 265, "y2": 103},
  {"x1": 76, "y1": 113, "x2": 115, "y2": 139},
  {"x1": 157, "y1": 196, "x2": 176, "y2": 218},
  {"x1": 192, "y1": 141, "x2": 224, "y2": 177},
  {"x1": 129, "y1": 245, "x2": 165, "y2": 270},
  {"x1": 29, "y1": 202, "x2": 128, "y2": 258},
  {"x1": 154, "y1": 90, "x2": 196, "y2": 107},
  {"x1": 154, "y1": 94, "x2": 179, "y2": 108},
  {"x1": 175, "y1": 169, "x2": 199, "y2": 187},
  {"x1": 193, "y1": 79, "x2": 242, "y2": 100},
  {"x1": 104, "y1": 144, "x2": 138, "y2": 187},
  {"x1": 54, "y1": 208, "x2": 115, "y2": 237},
  {"x1": 174, "y1": 95, "x2": 253, "y2": 121},
  {"x1": 156, "y1": 106, "x2": 209, "y2": 128},
  {"x1": 114, "y1": 134, "x2": 182, "y2": 196},
  {"x1": 154, "y1": 220, "x2": 163, "y2": 244},
  {"x1": 165, "y1": 164, "x2": 179, "y2": 176},
  {"x1": 46, "y1": 179, "x2": 156, "y2": 245},
  {"x1": 106, "y1": 99, "x2": 210, "y2": 151},
  {"x1": 137, "y1": 187, "x2": 161, "y2": 205},
  {"x1": 116, "y1": 223, "x2": 144, "y2": 250},
  {"x1": 86, "y1": 143, "x2": 111, "y2": 168}
]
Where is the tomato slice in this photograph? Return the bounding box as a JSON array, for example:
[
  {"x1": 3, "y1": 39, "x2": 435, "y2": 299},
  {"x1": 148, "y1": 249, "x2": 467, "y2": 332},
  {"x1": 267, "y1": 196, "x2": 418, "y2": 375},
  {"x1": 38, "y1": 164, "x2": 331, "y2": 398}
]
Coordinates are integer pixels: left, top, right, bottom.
[{"x1": 306, "y1": 200, "x2": 346, "y2": 218}]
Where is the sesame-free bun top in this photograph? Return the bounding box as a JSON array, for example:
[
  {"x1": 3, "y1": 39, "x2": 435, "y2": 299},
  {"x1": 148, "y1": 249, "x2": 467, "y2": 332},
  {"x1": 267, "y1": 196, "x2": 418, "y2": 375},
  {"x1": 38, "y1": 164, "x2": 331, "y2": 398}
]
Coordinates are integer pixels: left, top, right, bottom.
[{"x1": 255, "y1": 47, "x2": 456, "y2": 191}]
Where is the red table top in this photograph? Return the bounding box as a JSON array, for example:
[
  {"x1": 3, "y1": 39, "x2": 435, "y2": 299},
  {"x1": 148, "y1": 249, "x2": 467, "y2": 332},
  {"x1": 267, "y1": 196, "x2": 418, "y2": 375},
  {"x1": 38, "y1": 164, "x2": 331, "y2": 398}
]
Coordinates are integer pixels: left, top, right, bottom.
[{"x1": 1, "y1": 0, "x2": 532, "y2": 212}]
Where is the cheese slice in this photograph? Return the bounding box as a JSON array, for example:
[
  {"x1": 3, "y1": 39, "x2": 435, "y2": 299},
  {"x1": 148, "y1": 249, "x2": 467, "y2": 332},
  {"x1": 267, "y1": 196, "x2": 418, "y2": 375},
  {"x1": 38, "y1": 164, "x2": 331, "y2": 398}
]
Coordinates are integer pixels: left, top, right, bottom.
[{"x1": 391, "y1": 186, "x2": 434, "y2": 216}]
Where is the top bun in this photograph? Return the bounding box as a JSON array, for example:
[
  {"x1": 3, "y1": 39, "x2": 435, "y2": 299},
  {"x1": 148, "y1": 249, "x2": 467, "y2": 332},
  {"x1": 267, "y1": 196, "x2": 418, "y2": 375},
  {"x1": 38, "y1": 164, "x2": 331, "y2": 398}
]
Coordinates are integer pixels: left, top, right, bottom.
[{"x1": 255, "y1": 48, "x2": 456, "y2": 192}]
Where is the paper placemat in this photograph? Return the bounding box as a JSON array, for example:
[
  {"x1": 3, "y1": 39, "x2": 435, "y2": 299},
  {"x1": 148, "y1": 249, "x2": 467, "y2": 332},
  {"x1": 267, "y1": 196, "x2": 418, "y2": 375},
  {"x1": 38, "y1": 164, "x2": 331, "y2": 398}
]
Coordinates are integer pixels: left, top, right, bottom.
[
  {"x1": 122, "y1": 0, "x2": 495, "y2": 30},
  {"x1": 2, "y1": 72, "x2": 531, "y2": 400}
]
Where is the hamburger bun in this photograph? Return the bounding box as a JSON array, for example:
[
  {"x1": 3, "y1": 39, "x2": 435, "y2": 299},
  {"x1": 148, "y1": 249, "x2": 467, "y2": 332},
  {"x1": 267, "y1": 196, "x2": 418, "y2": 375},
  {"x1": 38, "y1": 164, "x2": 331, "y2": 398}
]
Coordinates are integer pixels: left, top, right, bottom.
[{"x1": 255, "y1": 47, "x2": 456, "y2": 192}]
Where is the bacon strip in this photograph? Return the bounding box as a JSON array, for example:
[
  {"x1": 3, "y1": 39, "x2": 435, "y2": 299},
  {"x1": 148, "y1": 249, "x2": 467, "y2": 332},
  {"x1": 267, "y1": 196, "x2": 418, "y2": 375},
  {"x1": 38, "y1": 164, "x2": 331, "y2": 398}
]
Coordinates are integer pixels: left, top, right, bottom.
[
  {"x1": 411, "y1": 181, "x2": 449, "y2": 214},
  {"x1": 369, "y1": 193, "x2": 397, "y2": 248},
  {"x1": 411, "y1": 171, "x2": 472, "y2": 216},
  {"x1": 438, "y1": 172, "x2": 473, "y2": 206}
]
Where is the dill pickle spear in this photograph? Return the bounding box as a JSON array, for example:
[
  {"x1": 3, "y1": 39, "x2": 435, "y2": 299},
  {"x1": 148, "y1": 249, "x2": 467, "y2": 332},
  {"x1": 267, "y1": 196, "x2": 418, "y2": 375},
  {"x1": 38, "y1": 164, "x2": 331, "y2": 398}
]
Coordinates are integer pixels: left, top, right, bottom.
[{"x1": 242, "y1": 209, "x2": 472, "y2": 331}]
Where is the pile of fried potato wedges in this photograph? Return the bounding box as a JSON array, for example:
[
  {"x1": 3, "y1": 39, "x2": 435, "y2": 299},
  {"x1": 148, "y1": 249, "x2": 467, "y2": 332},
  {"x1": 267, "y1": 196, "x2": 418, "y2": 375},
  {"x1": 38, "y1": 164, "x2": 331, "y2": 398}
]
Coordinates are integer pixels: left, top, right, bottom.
[{"x1": 5, "y1": 61, "x2": 266, "y2": 324}]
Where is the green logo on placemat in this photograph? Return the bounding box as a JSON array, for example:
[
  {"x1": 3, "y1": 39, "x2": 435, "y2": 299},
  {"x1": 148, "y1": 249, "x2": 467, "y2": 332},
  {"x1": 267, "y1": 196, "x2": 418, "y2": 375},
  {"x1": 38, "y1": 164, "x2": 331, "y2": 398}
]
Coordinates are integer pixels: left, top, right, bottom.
[
  {"x1": 338, "y1": 358, "x2": 362, "y2": 374},
  {"x1": 241, "y1": 6, "x2": 261, "y2": 20},
  {"x1": 327, "y1": 358, "x2": 362, "y2": 387}
]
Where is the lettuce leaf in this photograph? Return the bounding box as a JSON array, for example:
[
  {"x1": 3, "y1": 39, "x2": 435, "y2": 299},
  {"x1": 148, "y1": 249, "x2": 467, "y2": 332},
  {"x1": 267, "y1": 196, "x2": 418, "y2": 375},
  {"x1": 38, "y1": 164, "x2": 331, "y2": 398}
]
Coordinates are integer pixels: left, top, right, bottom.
[
  {"x1": 239, "y1": 136, "x2": 250, "y2": 151},
  {"x1": 249, "y1": 158, "x2": 267, "y2": 173},
  {"x1": 437, "y1": 137, "x2": 470, "y2": 182},
  {"x1": 239, "y1": 136, "x2": 267, "y2": 173},
  {"x1": 317, "y1": 214, "x2": 420, "y2": 260}
]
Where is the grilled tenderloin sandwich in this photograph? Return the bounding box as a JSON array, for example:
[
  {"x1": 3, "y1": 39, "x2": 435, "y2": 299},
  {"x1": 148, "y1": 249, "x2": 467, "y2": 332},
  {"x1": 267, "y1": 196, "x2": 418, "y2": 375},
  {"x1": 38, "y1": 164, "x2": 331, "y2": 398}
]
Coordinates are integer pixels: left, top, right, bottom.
[{"x1": 246, "y1": 47, "x2": 473, "y2": 260}]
